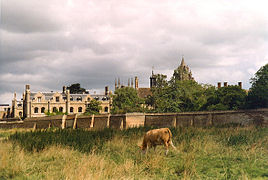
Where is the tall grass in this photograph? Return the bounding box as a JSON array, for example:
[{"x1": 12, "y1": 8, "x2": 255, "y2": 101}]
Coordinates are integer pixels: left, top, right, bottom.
[{"x1": 1, "y1": 126, "x2": 267, "y2": 179}]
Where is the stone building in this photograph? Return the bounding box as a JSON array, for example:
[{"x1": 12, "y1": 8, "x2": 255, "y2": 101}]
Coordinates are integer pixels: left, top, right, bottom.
[
  {"x1": 11, "y1": 84, "x2": 111, "y2": 118},
  {"x1": 0, "y1": 104, "x2": 11, "y2": 119}
]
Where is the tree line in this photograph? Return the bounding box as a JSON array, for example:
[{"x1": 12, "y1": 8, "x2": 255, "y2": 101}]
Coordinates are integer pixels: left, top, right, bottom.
[{"x1": 111, "y1": 63, "x2": 268, "y2": 114}]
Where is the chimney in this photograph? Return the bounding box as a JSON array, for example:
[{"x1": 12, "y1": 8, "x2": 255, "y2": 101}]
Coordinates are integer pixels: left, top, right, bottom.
[
  {"x1": 26, "y1": 84, "x2": 30, "y2": 90},
  {"x1": 217, "y1": 82, "x2": 221, "y2": 89},
  {"x1": 14, "y1": 92, "x2": 17, "y2": 99},
  {"x1": 63, "y1": 86, "x2": 67, "y2": 94},
  {"x1": 118, "y1": 78, "x2": 121, "y2": 88},
  {"x1": 135, "y1": 76, "x2": 138, "y2": 89},
  {"x1": 224, "y1": 82, "x2": 228, "y2": 87},
  {"x1": 105, "y1": 86, "x2": 109, "y2": 96},
  {"x1": 238, "y1": 82, "x2": 242, "y2": 89}
]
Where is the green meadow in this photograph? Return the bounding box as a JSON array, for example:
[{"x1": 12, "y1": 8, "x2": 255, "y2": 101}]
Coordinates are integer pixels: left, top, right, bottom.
[{"x1": 0, "y1": 126, "x2": 267, "y2": 179}]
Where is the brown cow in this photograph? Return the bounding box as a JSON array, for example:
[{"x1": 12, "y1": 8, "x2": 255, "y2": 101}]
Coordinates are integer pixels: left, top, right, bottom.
[{"x1": 140, "y1": 128, "x2": 177, "y2": 155}]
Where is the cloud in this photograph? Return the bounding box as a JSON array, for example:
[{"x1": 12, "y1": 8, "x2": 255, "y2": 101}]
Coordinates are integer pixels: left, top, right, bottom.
[{"x1": 0, "y1": 0, "x2": 268, "y2": 104}]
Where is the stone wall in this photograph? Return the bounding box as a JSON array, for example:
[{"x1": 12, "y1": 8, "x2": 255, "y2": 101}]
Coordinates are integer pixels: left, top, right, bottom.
[{"x1": 0, "y1": 108, "x2": 267, "y2": 129}]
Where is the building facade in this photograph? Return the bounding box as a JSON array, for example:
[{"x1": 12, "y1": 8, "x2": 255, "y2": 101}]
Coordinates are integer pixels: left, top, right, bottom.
[
  {"x1": 11, "y1": 85, "x2": 111, "y2": 118},
  {"x1": 0, "y1": 104, "x2": 11, "y2": 119}
]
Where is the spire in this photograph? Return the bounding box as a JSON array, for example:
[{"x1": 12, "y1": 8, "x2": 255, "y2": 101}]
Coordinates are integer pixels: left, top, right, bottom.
[{"x1": 180, "y1": 55, "x2": 185, "y2": 67}]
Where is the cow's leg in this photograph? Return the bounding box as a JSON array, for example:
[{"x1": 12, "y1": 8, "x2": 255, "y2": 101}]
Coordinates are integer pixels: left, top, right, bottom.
[
  {"x1": 164, "y1": 141, "x2": 169, "y2": 155},
  {"x1": 170, "y1": 140, "x2": 177, "y2": 150}
]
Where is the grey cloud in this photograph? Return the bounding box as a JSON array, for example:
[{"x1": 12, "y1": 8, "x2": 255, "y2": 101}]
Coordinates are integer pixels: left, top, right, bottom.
[
  {"x1": 0, "y1": 0, "x2": 268, "y2": 104},
  {"x1": 1, "y1": 0, "x2": 62, "y2": 33}
]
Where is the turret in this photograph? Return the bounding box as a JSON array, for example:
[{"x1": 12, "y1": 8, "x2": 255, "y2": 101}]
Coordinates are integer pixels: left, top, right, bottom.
[
  {"x1": 24, "y1": 84, "x2": 31, "y2": 118},
  {"x1": 12, "y1": 92, "x2": 18, "y2": 117},
  {"x1": 150, "y1": 70, "x2": 157, "y2": 88},
  {"x1": 135, "y1": 76, "x2": 139, "y2": 89}
]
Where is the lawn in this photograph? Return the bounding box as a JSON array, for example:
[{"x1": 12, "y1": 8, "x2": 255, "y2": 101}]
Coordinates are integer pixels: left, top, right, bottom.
[{"x1": 0, "y1": 126, "x2": 267, "y2": 179}]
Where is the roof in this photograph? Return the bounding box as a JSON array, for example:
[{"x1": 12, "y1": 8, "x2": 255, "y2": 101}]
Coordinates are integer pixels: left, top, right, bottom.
[{"x1": 137, "y1": 88, "x2": 152, "y2": 99}]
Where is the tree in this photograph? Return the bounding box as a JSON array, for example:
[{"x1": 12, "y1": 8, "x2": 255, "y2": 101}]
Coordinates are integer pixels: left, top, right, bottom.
[
  {"x1": 247, "y1": 63, "x2": 268, "y2": 108},
  {"x1": 146, "y1": 74, "x2": 169, "y2": 110},
  {"x1": 85, "y1": 99, "x2": 102, "y2": 115},
  {"x1": 147, "y1": 76, "x2": 207, "y2": 112},
  {"x1": 67, "y1": 83, "x2": 87, "y2": 94},
  {"x1": 111, "y1": 87, "x2": 144, "y2": 114},
  {"x1": 205, "y1": 85, "x2": 247, "y2": 111}
]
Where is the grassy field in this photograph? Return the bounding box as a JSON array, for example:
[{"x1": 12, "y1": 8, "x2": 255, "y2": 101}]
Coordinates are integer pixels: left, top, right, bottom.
[{"x1": 0, "y1": 126, "x2": 267, "y2": 179}]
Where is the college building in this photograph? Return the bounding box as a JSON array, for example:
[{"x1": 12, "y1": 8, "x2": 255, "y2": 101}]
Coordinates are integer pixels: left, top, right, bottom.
[{"x1": 10, "y1": 85, "x2": 111, "y2": 118}]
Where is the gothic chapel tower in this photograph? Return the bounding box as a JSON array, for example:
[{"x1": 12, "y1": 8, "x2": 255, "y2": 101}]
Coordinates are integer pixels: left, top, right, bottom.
[{"x1": 173, "y1": 56, "x2": 194, "y2": 81}]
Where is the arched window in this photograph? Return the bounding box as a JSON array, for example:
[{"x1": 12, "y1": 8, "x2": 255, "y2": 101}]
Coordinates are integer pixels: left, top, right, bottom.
[
  {"x1": 77, "y1": 97, "x2": 82, "y2": 101},
  {"x1": 70, "y1": 96, "x2": 73, "y2": 101},
  {"x1": 34, "y1": 107, "x2": 39, "y2": 113},
  {"x1": 104, "y1": 107, "x2": 108, "y2": 112},
  {"x1": 53, "y1": 107, "x2": 57, "y2": 113},
  {"x1": 41, "y1": 107, "x2": 45, "y2": 113},
  {"x1": 87, "y1": 97, "x2": 91, "y2": 101},
  {"x1": 70, "y1": 107, "x2": 73, "y2": 113},
  {"x1": 19, "y1": 112, "x2": 22, "y2": 117},
  {"x1": 78, "y1": 107, "x2": 82, "y2": 112},
  {"x1": 59, "y1": 107, "x2": 63, "y2": 112}
]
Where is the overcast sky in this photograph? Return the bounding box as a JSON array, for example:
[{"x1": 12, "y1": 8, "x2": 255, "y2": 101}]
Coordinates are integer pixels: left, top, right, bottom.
[{"x1": 0, "y1": 0, "x2": 267, "y2": 104}]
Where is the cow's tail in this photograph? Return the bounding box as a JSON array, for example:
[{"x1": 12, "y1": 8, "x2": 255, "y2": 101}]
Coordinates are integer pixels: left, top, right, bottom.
[{"x1": 167, "y1": 128, "x2": 177, "y2": 150}]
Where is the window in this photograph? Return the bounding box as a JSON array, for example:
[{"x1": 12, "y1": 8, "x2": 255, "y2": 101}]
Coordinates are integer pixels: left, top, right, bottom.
[
  {"x1": 59, "y1": 107, "x2": 63, "y2": 112},
  {"x1": 78, "y1": 107, "x2": 82, "y2": 112},
  {"x1": 18, "y1": 104, "x2": 22, "y2": 107},
  {"x1": 34, "y1": 107, "x2": 39, "y2": 113},
  {"x1": 87, "y1": 98, "x2": 91, "y2": 101},
  {"x1": 41, "y1": 107, "x2": 45, "y2": 113},
  {"x1": 70, "y1": 97, "x2": 73, "y2": 101},
  {"x1": 53, "y1": 107, "x2": 57, "y2": 113},
  {"x1": 38, "y1": 97, "x2": 41, "y2": 102},
  {"x1": 19, "y1": 112, "x2": 22, "y2": 117},
  {"x1": 104, "y1": 107, "x2": 109, "y2": 112},
  {"x1": 70, "y1": 107, "x2": 73, "y2": 113},
  {"x1": 56, "y1": 96, "x2": 60, "y2": 102},
  {"x1": 77, "y1": 97, "x2": 82, "y2": 101}
]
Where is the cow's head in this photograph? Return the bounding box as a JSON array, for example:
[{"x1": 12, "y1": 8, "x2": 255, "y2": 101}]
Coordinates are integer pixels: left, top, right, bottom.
[{"x1": 139, "y1": 145, "x2": 146, "y2": 154}]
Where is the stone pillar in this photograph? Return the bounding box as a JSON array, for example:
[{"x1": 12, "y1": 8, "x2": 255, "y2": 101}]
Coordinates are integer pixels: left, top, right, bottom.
[
  {"x1": 135, "y1": 76, "x2": 138, "y2": 89},
  {"x1": 12, "y1": 92, "x2": 18, "y2": 118},
  {"x1": 25, "y1": 84, "x2": 31, "y2": 118}
]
